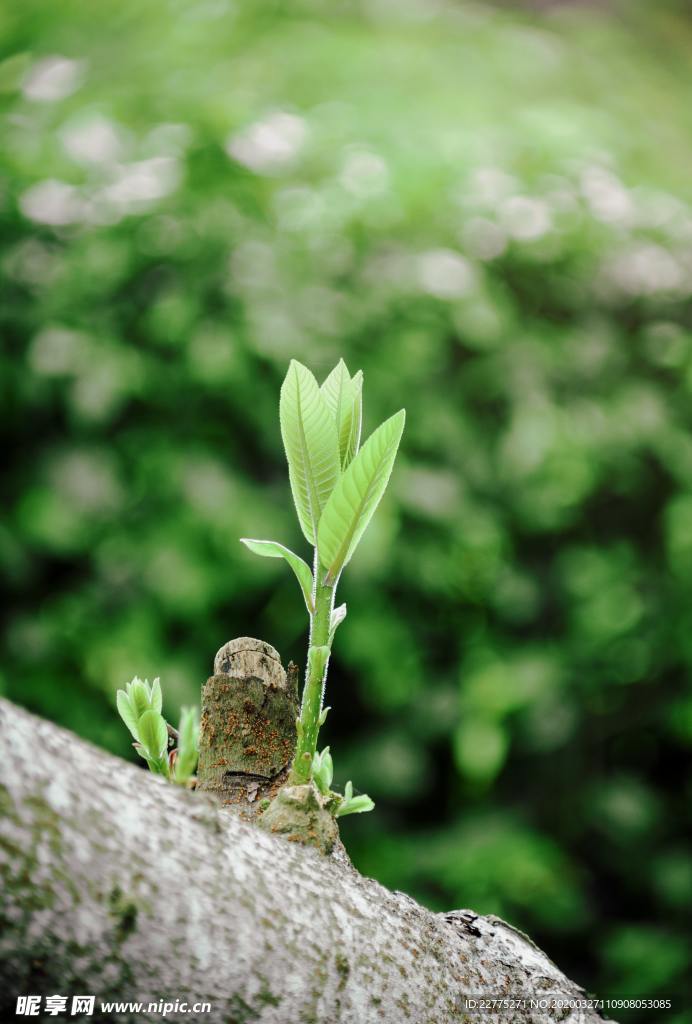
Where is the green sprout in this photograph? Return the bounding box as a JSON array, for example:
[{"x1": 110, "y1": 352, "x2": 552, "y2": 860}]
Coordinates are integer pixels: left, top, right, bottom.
[
  {"x1": 116, "y1": 676, "x2": 199, "y2": 785},
  {"x1": 241, "y1": 358, "x2": 405, "y2": 817}
]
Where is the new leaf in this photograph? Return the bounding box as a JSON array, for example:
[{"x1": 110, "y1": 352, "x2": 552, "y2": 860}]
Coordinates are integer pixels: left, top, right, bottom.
[
  {"x1": 174, "y1": 706, "x2": 199, "y2": 783},
  {"x1": 280, "y1": 360, "x2": 340, "y2": 545},
  {"x1": 346, "y1": 370, "x2": 363, "y2": 466},
  {"x1": 317, "y1": 409, "x2": 405, "y2": 584},
  {"x1": 116, "y1": 689, "x2": 140, "y2": 741},
  {"x1": 240, "y1": 538, "x2": 314, "y2": 614},
  {"x1": 138, "y1": 709, "x2": 168, "y2": 761},
  {"x1": 321, "y1": 359, "x2": 358, "y2": 468}
]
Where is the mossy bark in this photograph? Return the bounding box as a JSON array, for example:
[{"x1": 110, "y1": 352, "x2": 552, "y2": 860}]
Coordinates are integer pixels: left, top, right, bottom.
[
  {"x1": 196, "y1": 637, "x2": 298, "y2": 820},
  {"x1": 259, "y1": 781, "x2": 339, "y2": 855},
  {"x1": 0, "y1": 698, "x2": 612, "y2": 1024}
]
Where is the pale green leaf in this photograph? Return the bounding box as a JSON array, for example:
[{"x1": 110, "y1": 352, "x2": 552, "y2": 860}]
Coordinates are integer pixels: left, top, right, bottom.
[
  {"x1": 174, "y1": 705, "x2": 199, "y2": 783},
  {"x1": 178, "y1": 705, "x2": 199, "y2": 753},
  {"x1": 137, "y1": 709, "x2": 168, "y2": 761},
  {"x1": 336, "y1": 792, "x2": 375, "y2": 817},
  {"x1": 150, "y1": 677, "x2": 162, "y2": 715},
  {"x1": 240, "y1": 537, "x2": 314, "y2": 613},
  {"x1": 116, "y1": 690, "x2": 140, "y2": 741},
  {"x1": 321, "y1": 748, "x2": 333, "y2": 790},
  {"x1": 318, "y1": 409, "x2": 405, "y2": 583},
  {"x1": 312, "y1": 746, "x2": 333, "y2": 794},
  {"x1": 128, "y1": 677, "x2": 151, "y2": 720},
  {"x1": 345, "y1": 370, "x2": 363, "y2": 467},
  {"x1": 321, "y1": 360, "x2": 356, "y2": 468},
  {"x1": 280, "y1": 360, "x2": 340, "y2": 545},
  {"x1": 133, "y1": 741, "x2": 169, "y2": 777},
  {"x1": 330, "y1": 602, "x2": 347, "y2": 640},
  {"x1": 146, "y1": 755, "x2": 169, "y2": 778}
]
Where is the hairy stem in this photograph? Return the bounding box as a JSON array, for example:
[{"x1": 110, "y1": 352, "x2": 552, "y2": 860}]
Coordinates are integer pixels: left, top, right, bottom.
[{"x1": 290, "y1": 556, "x2": 334, "y2": 783}]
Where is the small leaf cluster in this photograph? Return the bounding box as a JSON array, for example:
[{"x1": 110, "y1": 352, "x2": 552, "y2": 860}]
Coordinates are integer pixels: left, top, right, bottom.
[
  {"x1": 312, "y1": 747, "x2": 375, "y2": 818},
  {"x1": 117, "y1": 677, "x2": 199, "y2": 785},
  {"x1": 241, "y1": 358, "x2": 404, "y2": 820},
  {"x1": 241, "y1": 358, "x2": 405, "y2": 611}
]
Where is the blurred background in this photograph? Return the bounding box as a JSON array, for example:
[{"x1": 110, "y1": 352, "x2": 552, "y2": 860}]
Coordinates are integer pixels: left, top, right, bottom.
[{"x1": 2, "y1": 0, "x2": 691, "y2": 1015}]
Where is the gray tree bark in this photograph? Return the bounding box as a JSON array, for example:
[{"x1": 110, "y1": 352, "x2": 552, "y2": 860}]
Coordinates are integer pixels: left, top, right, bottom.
[{"x1": 0, "y1": 699, "x2": 608, "y2": 1024}]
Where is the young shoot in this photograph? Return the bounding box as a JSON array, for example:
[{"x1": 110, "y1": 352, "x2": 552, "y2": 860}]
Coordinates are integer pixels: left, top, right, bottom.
[
  {"x1": 117, "y1": 676, "x2": 199, "y2": 785},
  {"x1": 241, "y1": 358, "x2": 404, "y2": 817}
]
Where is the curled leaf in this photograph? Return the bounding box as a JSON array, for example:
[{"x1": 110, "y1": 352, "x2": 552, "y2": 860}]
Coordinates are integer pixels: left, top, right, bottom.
[
  {"x1": 240, "y1": 538, "x2": 314, "y2": 614},
  {"x1": 329, "y1": 603, "x2": 347, "y2": 642}
]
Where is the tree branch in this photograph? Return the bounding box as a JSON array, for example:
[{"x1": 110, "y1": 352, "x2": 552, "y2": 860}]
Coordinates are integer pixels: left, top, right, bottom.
[{"x1": 0, "y1": 699, "x2": 607, "y2": 1023}]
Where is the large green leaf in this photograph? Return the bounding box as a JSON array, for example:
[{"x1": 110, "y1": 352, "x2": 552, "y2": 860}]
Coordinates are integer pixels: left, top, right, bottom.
[
  {"x1": 321, "y1": 359, "x2": 357, "y2": 468},
  {"x1": 318, "y1": 409, "x2": 405, "y2": 583},
  {"x1": 240, "y1": 537, "x2": 314, "y2": 613},
  {"x1": 280, "y1": 360, "x2": 340, "y2": 544}
]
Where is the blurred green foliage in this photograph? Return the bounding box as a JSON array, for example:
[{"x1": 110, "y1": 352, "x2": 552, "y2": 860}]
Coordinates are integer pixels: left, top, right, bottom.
[{"x1": 2, "y1": 0, "x2": 691, "y2": 1013}]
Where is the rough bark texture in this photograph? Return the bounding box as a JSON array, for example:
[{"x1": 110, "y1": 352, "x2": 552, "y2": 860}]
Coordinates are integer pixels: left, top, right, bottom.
[
  {"x1": 197, "y1": 638, "x2": 298, "y2": 819},
  {"x1": 0, "y1": 699, "x2": 608, "y2": 1024}
]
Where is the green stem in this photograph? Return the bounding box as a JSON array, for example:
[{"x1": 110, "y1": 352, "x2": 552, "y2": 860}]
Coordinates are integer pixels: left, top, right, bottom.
[{"x1": 289, "y1": 555, "x2": 334, "y2": 784}]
